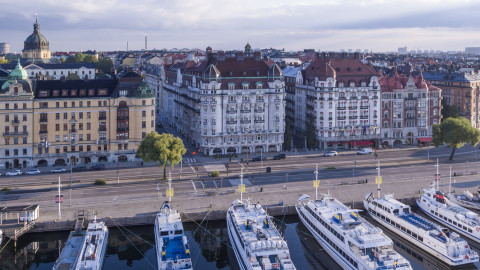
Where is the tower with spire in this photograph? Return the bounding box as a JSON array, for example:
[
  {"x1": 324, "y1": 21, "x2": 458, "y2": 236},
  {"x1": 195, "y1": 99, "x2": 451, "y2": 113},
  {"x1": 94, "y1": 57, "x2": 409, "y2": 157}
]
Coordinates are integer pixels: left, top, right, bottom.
[{"x1": 22, "y1": 17, "x2": 51, "y2": 64}]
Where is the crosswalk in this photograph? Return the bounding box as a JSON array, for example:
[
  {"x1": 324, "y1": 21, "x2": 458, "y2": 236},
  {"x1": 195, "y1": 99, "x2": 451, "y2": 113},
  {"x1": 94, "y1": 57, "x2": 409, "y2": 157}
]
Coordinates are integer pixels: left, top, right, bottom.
[{"x1": 184, "y1": 157, "x2": 197, "y2": 163}]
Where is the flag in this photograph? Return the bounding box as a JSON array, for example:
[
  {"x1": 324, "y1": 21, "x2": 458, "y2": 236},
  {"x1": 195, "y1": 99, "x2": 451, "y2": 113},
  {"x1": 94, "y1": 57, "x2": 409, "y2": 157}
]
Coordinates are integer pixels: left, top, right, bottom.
[
  {"x1": 340, "y1": 128, "x2": 344, "y2": 136},
  {"x1": 313, "y1": 180, "x2": 320, "y2": 187},
  {"x1": 375, "y1": 176, "x2": 383, "y2": 184}
]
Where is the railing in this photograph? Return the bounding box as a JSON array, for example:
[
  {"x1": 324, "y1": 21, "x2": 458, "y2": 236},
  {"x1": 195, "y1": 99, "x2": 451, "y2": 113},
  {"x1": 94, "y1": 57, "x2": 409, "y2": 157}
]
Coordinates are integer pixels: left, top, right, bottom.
[
  {"x1": 4, "y1": 131, "x2": 29, "y2": 136},
  {"x1": 69, "y1": 129, "x2": 77, "y2": 133},
  {"x1": 240, "y1": 120, "x2": 251, "y2": 124},
  {"x1": 254, "y1": 120, "x2": 265, "y2": 123},
  {"x1": 98, "y1": 127, "x2": 107, "y2": 131},
  {"x1": 254, "y1": 109, "x2": 265, "y2": 113},
  {"x1": 39, "y1": 118, "x2": 48, "y2": 122},
  {"x1": 240, "y1": 110, "x2": 250, "y2": 113},
  {"x1": 337, "y1": 107, "x2": 346, "y2": 110},
  {"x1": 210, "y1": 101, "x2": 217, "y2": 104},
  {"x1": 226, "y1": 121, "x2": 237, "y2": 124},
  {"x1": 339, "y1": 96, "x2": 346, "y2": 100},
  {"x1": 349, "y1": 116, "x2": 358, "y2": 119},
  {"x1": 70, "y1": 139, "x2": 77, "y2": 145},
  {"x1": 116, "y1": 127, "x2": 128, "y2": 132},
  {"x1": 117, "y1": 116, "x2": 129, "y2": 120},
  {"x1": 228, "y1": 100, "x2": 237, "y2": 103},
  {"x1": 360, "y1": 115, "x2": 369, "y2": 119},
  {"x1": 349, "y1": 106, "x2": 358, "y2": 110},
  {"x1": 226, "y1": 110, "x2": 236, "y2": 114},
  {"x1": 360, "y1": 106, "x2": 369, "y2": 109},
  {"x1": 361, "y1": 96, "x2": 369, "y2": 99},
  {"x1": 242, "y1": 100, "x2": 250, "y2": 103},
  {"x1": 338, "y1": 116, "x2": 346, "y2": 120},
  {"x1": 350, "y1": 96, "x2": 357, "y2": 99},
  {"x1": 11, "y1": 119, "x2": 20, "y2": 124},
  {"x1": 99, "y1": 116, "x2": 107, "y2": 120}
]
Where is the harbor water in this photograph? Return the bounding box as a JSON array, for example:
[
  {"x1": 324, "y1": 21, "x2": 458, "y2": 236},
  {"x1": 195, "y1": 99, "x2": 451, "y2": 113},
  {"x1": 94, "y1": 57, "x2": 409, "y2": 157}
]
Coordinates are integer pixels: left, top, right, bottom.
[{"x1": 1, "y1": 215, "x2": 480, "y2": 270}]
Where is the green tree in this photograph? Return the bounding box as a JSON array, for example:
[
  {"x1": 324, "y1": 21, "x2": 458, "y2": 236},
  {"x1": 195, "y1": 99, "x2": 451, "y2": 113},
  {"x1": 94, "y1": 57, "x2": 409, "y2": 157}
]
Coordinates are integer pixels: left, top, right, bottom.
[
  {"x1": 84, "y1": 54, "x2": 98, "y2": 63},
  {"x1": 284, "y1": 118, "x2": 292, "y2": 150},
  {"x1": 65, "y1": 56, "x2": 75, "y2": 63},
  {"x1": 432, "y1": 117, "x2": 480, "y2": 160},
  {"x1": 441, "y1": 99, "x2": 459, "y2": 119},
  {"x1": 137, "y1": 132, "x2": 187, "y2": 179},
  {"x1": 74, "y1": 53, "x2": 85, "y2": 63},
  {"x1": 66, "y1": 73, "x2": 81, "y2": 80},
  {"x1": 97, "y1": 57, "x2": 113, "y2": 74},
  {"x1": 60, "y1": 57, "x2": 66, "y2": 63}
]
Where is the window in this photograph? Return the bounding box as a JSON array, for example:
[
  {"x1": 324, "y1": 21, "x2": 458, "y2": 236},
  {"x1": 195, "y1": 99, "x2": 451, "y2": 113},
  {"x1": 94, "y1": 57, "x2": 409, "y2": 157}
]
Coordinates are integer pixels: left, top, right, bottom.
[
  {"x1": 63, "y1": 112, "x2": 68, "y2": 119},
  {"x1": 142, "y1": 121, "x2": 146, "y2": 128},
  {"x1": 87, "y1": 134, "x2": 91, "y2": 141},
  {"x1": 79, "y1": 112, "x2": 83, "y2": 119},
  {"x1": 63, "y1": 124, "x2": 68, "y2": 131},
  {"x1": 55, "y1": 124, "x2": 60, "y2": 131},
  {"x1": 39, "y1": 102, "x2": 48, "y2": 108},
  {"x1": 87, "y1": 123, "x2": 91, "y2": 130},
  {"x1": 55, "y1": 135, "x2": 60, "y2": 142},
  {"x1": 142, "y1": 111, "x2": 146, "y2": 117},
  {"x1": 23, "y1": 103, "x2": 27, "y2": 109},
  {"x1": 79, "y1": 123, "x2": 83, "y2": 130},
  {"x1": 142, "y1": 100, "x2": 146, "y2": 106}
]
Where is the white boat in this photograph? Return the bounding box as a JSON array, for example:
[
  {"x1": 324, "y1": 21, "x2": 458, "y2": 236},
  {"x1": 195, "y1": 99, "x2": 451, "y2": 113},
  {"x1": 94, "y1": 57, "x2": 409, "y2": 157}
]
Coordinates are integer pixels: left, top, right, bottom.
[
  {"x1": 297, "y1": 193, "x2": 412, "y2": 270},
  {"x1": 53, "y1": 231, "x2": 86, "y2": 270},
  {"x1": 364, "y1": 192, "x2": 478, "y2": 266},
  {"x1": 0, "y1": 229, "x2": 3, "y2": 246},
  {"x1": 417, "y1": 185, "x2": 480, "y2": 243},
  {"x1": 75, "y1": 218, "x2": 109, "y2": 270},
  {"x1": 447, "y1": 187, "x2": 480, "y2": 210},
  {"x1": 154, "y1": 201, "x2": 193, "y2": 270},
  {"x1": 227, "y1": 199, "x2": 296, "y2": 270}
]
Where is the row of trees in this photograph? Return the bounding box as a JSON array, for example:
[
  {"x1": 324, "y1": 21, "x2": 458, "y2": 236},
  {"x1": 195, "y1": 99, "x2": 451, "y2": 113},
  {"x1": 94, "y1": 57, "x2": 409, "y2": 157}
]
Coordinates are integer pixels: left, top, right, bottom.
[{"x1": 56, "y1": 53, "x2": 113, "y2": 75}]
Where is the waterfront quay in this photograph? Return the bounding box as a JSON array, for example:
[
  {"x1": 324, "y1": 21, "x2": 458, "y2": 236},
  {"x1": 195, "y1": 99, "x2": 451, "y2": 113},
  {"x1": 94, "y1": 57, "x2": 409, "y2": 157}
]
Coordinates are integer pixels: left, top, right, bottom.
[{"x1": 0, "y1": 145, "x2": 479, "y2": 236}]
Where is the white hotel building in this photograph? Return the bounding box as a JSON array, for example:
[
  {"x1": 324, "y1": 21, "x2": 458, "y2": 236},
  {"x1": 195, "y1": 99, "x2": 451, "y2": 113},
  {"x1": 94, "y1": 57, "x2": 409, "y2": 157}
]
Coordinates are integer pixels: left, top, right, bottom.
[
  {"x1": 286, "y1": 53, "x2": 381, "y2": 150},
  {"x1": 162, "y1": 44, "x2": 286, "y2": 156}
]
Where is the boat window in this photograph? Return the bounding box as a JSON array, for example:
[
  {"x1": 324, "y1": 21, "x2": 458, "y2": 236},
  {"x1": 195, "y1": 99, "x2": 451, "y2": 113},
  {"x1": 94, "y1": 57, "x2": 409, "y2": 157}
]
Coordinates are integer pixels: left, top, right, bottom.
[
  {"x1": 175, "y1": 230, "x2": 183, "y2": 235},
  {"x1": 403, "y1": 208, "x2": 410, "y2": 214},
  {"x1": 393, "y1": 209, "x2": 399, "y2": 215},
  {"x1": 448, "y1": 219, "x2": 452, "y2": 223},
  {"x1": 406, "y1": 229, "x2": 412, "y2": 235},
  {"x1": 400, "y1": 226, "x2": 406, "y2": 232},
  {"x1": 412, "y1": 233, "x2": 418, "y2": 238},
  {"x1": 453, "y1": 221, "x2": 457, "y2": 225},
  {"x1": 468, "y1": 228, "x2": 473, "y2": 233},
  {"x1": 160, "y1": 231, "x2": 168, "y2": 236},
  {"x1": 418, "y1": 236, "x2": 423, "y2": 242},
  {"x1": 439, "y1": 214, "x2": 443, "y2": 218}
]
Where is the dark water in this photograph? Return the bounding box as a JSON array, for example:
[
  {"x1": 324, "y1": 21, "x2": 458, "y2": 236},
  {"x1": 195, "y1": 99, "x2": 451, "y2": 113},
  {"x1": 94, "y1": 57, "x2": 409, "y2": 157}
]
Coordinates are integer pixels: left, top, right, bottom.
[{"x1": 1, "y1": 215, "x2": 480, "y2": 270}]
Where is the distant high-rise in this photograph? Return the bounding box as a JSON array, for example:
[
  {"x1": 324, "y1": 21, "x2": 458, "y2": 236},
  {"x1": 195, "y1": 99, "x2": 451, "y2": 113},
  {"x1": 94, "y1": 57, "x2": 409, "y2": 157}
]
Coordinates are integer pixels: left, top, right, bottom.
[
  {"x1": 465, "y1": 47, "x2": 480, "y2": 55},
  {"x1": 145, "y1": 36, "x2": 147, "y2": 51},
  {"x1": 398, "y1": 46, "x2": 407, "y2": 55},
  {"x1": 0, "y1": 42, "x2": 9, "y2": 54}
]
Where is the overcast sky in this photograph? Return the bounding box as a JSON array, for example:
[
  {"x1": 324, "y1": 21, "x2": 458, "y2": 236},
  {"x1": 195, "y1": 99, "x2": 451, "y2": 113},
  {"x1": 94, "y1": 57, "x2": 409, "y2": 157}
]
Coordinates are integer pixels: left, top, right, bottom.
[{"x1": 1, "y1": 0, "x2": 480, "y2": 53}]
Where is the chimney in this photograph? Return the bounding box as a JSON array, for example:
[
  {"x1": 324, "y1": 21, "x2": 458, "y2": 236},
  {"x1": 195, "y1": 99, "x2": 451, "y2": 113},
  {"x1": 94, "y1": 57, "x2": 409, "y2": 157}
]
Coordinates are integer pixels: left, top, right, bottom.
[{"x1": 145, "y1": 36, "x2": 148, "y2": 51}]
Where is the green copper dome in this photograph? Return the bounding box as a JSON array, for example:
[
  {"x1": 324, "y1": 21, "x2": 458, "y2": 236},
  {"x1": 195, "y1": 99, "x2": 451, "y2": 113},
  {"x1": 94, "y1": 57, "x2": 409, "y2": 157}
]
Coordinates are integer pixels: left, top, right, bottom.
[{"x1": 9, "y1": 60, "x2": 29, "y2": 80}]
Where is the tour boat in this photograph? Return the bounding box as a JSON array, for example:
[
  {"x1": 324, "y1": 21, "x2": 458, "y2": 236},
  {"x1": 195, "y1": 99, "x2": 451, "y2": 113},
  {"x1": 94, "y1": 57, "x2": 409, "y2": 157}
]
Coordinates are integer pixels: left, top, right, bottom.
[
  {"x1": 0, "y1": 229, "x2": 3, "y2": 246},
  {"x1": 154, "y1": 201, "x2": 193, "y2": 270},
  {"x1": 53, "y1": 230, "x2": 86, "y2": 270},
  {"x1": 226, "y1": 199, "x2": 296, "y2": 270},
  {"x1": 364, "y1": 192, "x2": 478, "y2": 266},
  {"x1": 75, "y1": 218, "x2": 109, "y2": 270},
  {"x1": 297, "y1": 193, "x2": 412, "y2": 270},
  {"x1": 417, "y1": 184, "x2": 480, "y2": 243},
  {"x1": 447, "y1": 187, "x2": 480, "y2": 210}
]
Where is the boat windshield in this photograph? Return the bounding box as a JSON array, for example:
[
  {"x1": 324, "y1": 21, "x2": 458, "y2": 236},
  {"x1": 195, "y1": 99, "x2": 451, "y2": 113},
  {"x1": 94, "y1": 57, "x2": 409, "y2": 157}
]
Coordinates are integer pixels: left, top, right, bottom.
[{"x1": 403, "y1": 208, "x2": 410, "y2": 214}]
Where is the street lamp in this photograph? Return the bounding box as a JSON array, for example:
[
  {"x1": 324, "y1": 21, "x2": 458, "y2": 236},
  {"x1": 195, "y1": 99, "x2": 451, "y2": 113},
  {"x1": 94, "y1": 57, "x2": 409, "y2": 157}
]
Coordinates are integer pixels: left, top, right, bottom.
[{"x1": 246, "y1": 127, "x2": 250, "y2": 172}]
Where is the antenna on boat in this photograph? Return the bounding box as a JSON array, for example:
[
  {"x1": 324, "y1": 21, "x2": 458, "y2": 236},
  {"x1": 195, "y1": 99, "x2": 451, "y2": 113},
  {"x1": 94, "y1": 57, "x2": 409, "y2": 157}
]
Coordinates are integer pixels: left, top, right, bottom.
[
  {"x1": 434, "y1": 158, "x2": 440, "y2": 190},
  {"x1": 167, "y1": 172, "x2": 173, "y2": 203},
  {"x1": 375, "y1": 161, "x2": 382, "y2": 198},
  {"x1": 314, "y1": 163, "x2": 319, "y2": 200},
  {"x1": 449, "y1": 165, "x2": 452, "y2": 195},
  {"x1": 239, "y1": 166, "x2": 244, "y2": 201}
]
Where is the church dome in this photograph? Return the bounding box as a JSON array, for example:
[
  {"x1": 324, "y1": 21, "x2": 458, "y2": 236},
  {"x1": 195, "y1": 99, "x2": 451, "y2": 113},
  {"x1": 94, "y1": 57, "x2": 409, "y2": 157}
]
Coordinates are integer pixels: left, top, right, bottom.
[{"x1": 23, "y1": 19, "x2": 49, "y2": 51}]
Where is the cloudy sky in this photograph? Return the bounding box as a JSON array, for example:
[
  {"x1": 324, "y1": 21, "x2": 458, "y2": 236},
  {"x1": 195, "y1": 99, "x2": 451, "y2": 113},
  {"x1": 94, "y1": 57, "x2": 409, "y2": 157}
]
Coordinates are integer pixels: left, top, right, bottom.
[{"x1": 1, "y1": 0, "x2": 479, "y2": 53}]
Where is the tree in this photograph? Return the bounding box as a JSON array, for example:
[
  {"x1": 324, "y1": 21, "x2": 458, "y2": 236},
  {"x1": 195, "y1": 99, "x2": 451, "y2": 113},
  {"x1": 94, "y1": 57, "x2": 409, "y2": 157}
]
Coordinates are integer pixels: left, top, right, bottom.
[
  {"x1": 84, "y1": 54, "x2": 98, "y2": 63},
  {"x1": 66, "y1": 73, "x2": 81, "y2": 80},
  {"x1": 441, "y1": 99, "x2": 459, "y2": 119},
  {"x1": 74, "y1": 53, "x2": 85, "y2": 63},
  {"x1": 137, "y1": 132, "x2": 186, "y2": 179},
  {"x1": 97, "y1": 57, "x2": 113, "y2": 74},
  {"x1": 432, "y1": 117, "x2": 480, "y2": 160},
  {"x1": 65, "y1": 56, "x2": 75, "y2": 63},
  {"x1": 60, "y1": 57, "x2": 66, "y2": 63}
]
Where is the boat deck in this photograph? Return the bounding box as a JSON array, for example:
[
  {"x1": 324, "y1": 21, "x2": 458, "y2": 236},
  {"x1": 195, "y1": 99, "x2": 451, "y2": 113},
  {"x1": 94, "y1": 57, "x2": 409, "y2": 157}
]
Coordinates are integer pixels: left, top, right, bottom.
[
  {"x1": 53, "y1": 232, "x2": 85, "y2": 270},
  {"x1": 164, "y1": 236, "x2": 188, "y2": 260},
  {"x1": 400, "y1": 214, "x2": 437, "y2": 231}
]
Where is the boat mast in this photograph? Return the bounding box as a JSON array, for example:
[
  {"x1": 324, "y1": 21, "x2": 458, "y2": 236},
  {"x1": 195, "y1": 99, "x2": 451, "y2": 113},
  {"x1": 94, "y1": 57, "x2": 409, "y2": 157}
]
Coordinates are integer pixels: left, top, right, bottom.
[
  {"x1": 376, "y1": 161, "x2": 382, "y2": 198},
  {"x1": 314, "y1": 163, "x2": 319, "y2": 200},
  {"x1": 434, "y1": 158, "x2": 440, "y2": 190},
  {"x1": 168, "y1": 172, "x2": 172, "y2": 203},
  {"x1": 449, "y1": 165, "x2": 452, "y2": 195}
]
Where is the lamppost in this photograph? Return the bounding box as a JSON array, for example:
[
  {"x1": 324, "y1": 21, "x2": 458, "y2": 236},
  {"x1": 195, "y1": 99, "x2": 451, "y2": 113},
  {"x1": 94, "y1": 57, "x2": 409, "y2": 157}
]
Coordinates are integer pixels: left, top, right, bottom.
[{"x1": 246, "y1": 127, "x2": 250, "y2": 173}]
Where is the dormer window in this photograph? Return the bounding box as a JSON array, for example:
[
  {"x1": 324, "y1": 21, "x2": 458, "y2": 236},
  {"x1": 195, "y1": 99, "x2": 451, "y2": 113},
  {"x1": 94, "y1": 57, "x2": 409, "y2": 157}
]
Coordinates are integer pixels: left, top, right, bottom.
[{"x1": 13, "y1": 87, "x2": 18, "y2": 95}]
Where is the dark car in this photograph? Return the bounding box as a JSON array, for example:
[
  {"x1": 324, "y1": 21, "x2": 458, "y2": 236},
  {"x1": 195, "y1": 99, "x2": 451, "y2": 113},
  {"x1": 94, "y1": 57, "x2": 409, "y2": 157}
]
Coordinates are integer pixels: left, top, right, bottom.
[
  {"x1": 72, "y1": 166, "x2": 88, "y2": 172},
  {"x1": 89, "y1": 164, "x2": 106, "y2": 171},
  {"x1": 252, "y1": 156, "x2": 267, "y2": 161},
  {"x1": 273, "y1": 153, "x2": 286, "y2": 160}
]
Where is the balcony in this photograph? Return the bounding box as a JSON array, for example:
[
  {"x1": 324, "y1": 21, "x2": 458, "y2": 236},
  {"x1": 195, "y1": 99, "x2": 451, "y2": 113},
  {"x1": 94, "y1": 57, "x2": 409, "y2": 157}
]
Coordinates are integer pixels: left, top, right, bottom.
[
  {"x1": 240, "y1": 110, "x2": 250, "y2": 113},
  {"x1": 254, "y1": 120, "x2": 265, "y2": 123},
  {"x1": 240, "y1": 120, "x2": 251, "y2": 124},
  {"x1": 360, "y1": 115, "x2": 369, "y2": 119},
  {"x1": 349, "y1": 106, "x2": 358, "y2": 110},
  {"x1": 99, "y1": 116, "x2": 107, "y2": 120},
  {"x1": 116, "y1": 127, "x2": 129, "y2": 132},
  {"x1": 361, "y1": 96, "x2": 369, "y2": 100},
  {"x1": 274, "y1": 99, "x2": 282, "y2": 103},
  {"x1": 69, "y1": 129, "x2": 77, "y2": 133},
  {"x1": 98, "y1": 139, "x2": 109, "y2": 145},
  {"x1": 70, "y1": 139, "x2": 77, "y2": 145},
  {"x1": 226, "y1": 110, "x2": 236, "y2": 114},
  {"x1": 254, "y1": 109, "x2": 265, "y2": 113},
  {"x1": 117, "y1": 116, "x2": 129, "y2": 120},
  {"x1": 350, "y1": 96, "x2": 357, "y2": 100},
  {"x1": 228, "y1": 100, "x2": 237, "y2": 104},
  {"x1": 337, "y1": 107, "x2": 346, "y2": 110},
  {"x1": 338, "y1": 116, "x2": 346, "y2": 120},
  {"x1": 349, "y1": 116, "x2": 358, "y2": 119},
  {"x1": 242, "y1": 100, "x2": 250, "y2": 103},
  {"x1": 406, "y1": 106, "x2": 416, "y2": 110},
  {"x1": 210, "y1": 101, "x2": 217, "y2": 104},
  {"x1": 99, "y1": 127, "x2": 107, "y2": 131},
  {"x1": 339, "y1": 96, "x2": 346, "y2": 100},
  {"x1": 226, "y1": 121, "x2": 237, "y2": 125},
  {"x1": 39, "y1": 130, "x2": 47, "y2": 134},
  {"x1": 360, "y1": 106, "x2": 369, "y2": 109},
  {"x1": 11, "y1": 119, "x2": 20, "y2": 125},
  {"x1": 39, "y1": 118, "x2": 48, "y2": 123},
  {"x1": 4, "y1": 131, "x2": 29, "y2": 136}
]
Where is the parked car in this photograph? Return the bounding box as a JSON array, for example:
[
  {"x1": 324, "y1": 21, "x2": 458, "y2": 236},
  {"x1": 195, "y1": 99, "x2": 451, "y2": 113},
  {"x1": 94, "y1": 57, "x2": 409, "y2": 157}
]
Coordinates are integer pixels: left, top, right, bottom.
[
  {"x1": 252, "y1": 156, "x2": 267, "y2": 161},
  {"x1": 72, "y1": 166, "x2": 88, "y2": 172},
  {"x1": 25, "y1": 169, "x2": 41, "y2": 175},
  {"x1": 324, "y1": 151, "x2": 338, "y2": 157},
  {"x1": 50, "y1": 168, "x2": 66, "y2": 173},
  {"x1": 273, "y1": 153, "x2": 286, "y2": 160},
  {"x1": 6, "y1": 170, "x2": 22, "y2": 176},
  {"x1": 357, "y1": 148, "x2": 373, "y2": 155},
  {"x1": 89, "y1": 164, "x2": 106, "y2": 171}
]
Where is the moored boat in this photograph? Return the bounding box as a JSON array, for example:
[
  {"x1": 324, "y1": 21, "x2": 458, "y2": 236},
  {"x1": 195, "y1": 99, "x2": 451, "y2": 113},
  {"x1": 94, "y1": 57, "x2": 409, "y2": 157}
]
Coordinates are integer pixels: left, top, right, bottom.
[
  {"x1": 75, "y1": 218, "x2": 109, "y2": 270},
  {"x1": 53, "y1": 230, "x2": 86, "y2": 270},
  {"x1": 365, "y1": 192, "x2": 478, "y2": 266},
  {"x1": 447, "y1": 187, "x2": 480, "y2": 210}
]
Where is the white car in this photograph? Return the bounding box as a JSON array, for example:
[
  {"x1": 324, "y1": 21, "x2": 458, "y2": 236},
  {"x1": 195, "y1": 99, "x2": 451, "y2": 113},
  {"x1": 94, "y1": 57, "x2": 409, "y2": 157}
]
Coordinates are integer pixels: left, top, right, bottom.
[
  {"x1": 50, "y1": 168, "x2": 66, "y2": 173},
  {"x1": 324, "y1": 151, "x2": 338, "y2": 157},
  {"x1": 357, "y1": 148, "x2": 373, "y2": 155},
  {"x1": 6, "y1": 170, "x2": 22, "y2": 176},
  {"x1": 25, "y1": 169, "x2": 41, "y2": 175}
]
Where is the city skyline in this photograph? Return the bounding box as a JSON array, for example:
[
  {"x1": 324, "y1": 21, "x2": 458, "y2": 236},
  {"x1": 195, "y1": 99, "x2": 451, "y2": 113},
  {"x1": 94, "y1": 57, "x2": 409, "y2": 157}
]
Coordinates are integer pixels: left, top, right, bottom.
[{"x1": 1, "y1": 0, "x2": 480, "y2": 53}]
